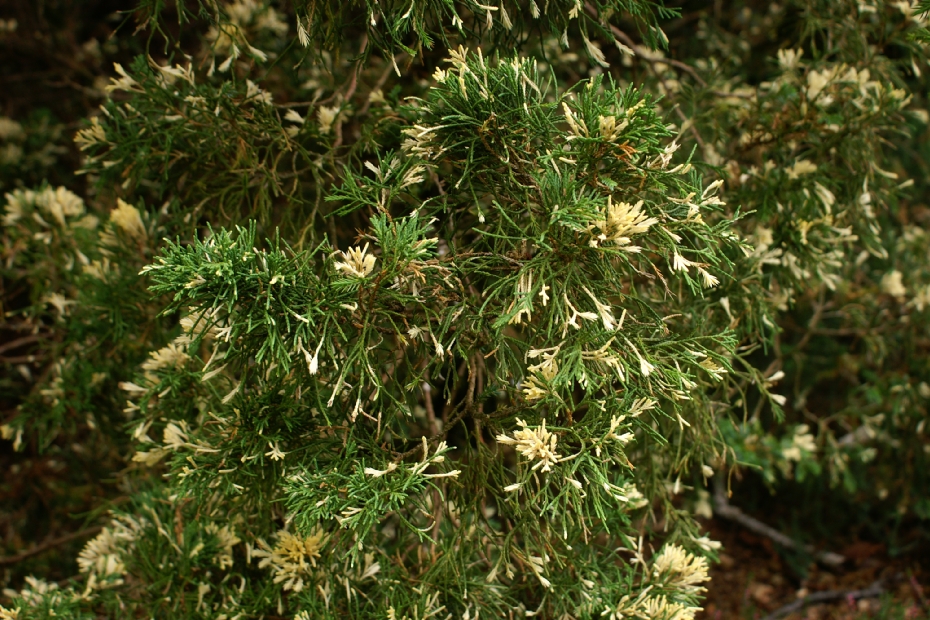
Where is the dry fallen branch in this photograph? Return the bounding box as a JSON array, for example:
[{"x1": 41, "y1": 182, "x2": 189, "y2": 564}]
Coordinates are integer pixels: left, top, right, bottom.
[
  {"x1": 0, "y1": 526, "x2": 103, "y2": 567},
  {"x1": 760, "y1": 581, "x2": 884, "y2": 620},
  {"x1": 0, "y1": 334, "x2": 42, "y2": 355},
  {"x1": 713, "y1": 477, "x2": 845, "y2": 567}
]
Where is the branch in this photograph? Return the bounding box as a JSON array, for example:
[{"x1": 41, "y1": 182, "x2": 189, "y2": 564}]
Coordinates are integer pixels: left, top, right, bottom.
[
  {"x1": 910, "y1": 573, "x2": 928, "y2": 609},
  {"x1": 0, "y1": 334, "x2": 41, "y2": 355},
  {"x1": 793, "y1": 286, "x2": 828, "y2": 354},
  {"x1": 0, "y1": 354, "x2": 45, "y2": 364},
  {"x1": 0, "y1": 526, "x2": 103, "y2": 566},
  {"x1": 358, "y1": 54, "x2": 402, "y2": 116},
  {"x1": 583, "y1": 3, "x2": 707, "y2": 88},
  {"x1": 392, "y1": 401, "x2": 471, "y2": 462},
  {"x1": 760, "y1": 581, "x2": 884, "y2": 620},
  {"x1": 580, "y1": 4, "x2": 714, "y2": 153},
  {"x1": 713, "y1": 477, "x2": 845, "y2": 567}
]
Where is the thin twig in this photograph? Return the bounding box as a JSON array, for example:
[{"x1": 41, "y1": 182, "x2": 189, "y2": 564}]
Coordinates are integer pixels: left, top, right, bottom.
[
  {"x1": 359, "y1": 55, "x2": 403, "y2": 117},
  {"x1": 582, "y1": 3, "x2": 707, "y2": 88},
  {"x1": 760, "y1": 581, "x2": 884, "y2": 620},
  {"x1": 794, "y1": 287, "x2": 828, "y2": 353},
  {"x1": 581, "y1": 3, "x2": 710, "y2": 151},
  {"x1": 713, "y1": 477, "x2": 845, "y2": 567},
  {"x1": 0, "y1": 354, "x2": 45, "y2": 364},
  {"x1": 0, "y1": 526, "x2": 103, "y2": 566},
  {"x1": 422, "y1": 380, "x2": 439, "y2": 436},
  {"x1": 421, "y1": 375, "x2": 444, "y2": 557},
  {"x1": 392, "y1": 401, "x2": 480, "y2": 462},
  {"x1": 342, "y1": 33, "x2": 369, "y2": 105},
  {"x1": 0, "y1": 334, "x2": 41, "y2": 355},
  {"x1": 671, "y1": 103, "x2": 706, "y2": 151},
  {"x1": 909, "y1": 573, "x2": 928, "y2": 609}
]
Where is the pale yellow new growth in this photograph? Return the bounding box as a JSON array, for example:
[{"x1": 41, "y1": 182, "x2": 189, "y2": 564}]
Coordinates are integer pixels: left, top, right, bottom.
[
  {"x1": 334, "y1": 243, "x2": 377, "y2": 278},
  {"x1": 786, "y1": 159, "x2": 818, "y2": 180},
  {"x1": 4, "y1": 186, "x2": 87, "y2": 228},
  {"x1": 589, "y1": 197, "x2": 658, "y2": 249},
  {"x1": 317, "y1": 105, "x2": 340, "y2": 135},
  {"x1": 401, "y1": 125, "x2": 445, "y2": 160},
  {"x1": 496, "y1": 419, "x2": 561, "y2": 472},
  {"x1": 652, "y1": 544, "x2": 710, "y2": 592},
  {"x1": 110, "y1": 198, "x2": 146, "y2": 241},
  {"x1": 777, "y1": 48, "x2": 803, "y2": 71},
  {"x1": 205, "y1": 523, "x2": 241, "y2": 570},
  {"x1": 0, "y1": 117, "x2": 23, "y2": 140},
  {"x1": 522, "y1": 345, "x2": 559, "y2": 400},
  {"x1": 77, "y1": 516, "x2": 144, "y2": 593},
  {"x1": 78, "y1": 529, "x2": 128, "y2": 578},
  {"x1": 639, "y1": 594, "x2": 701, "y2": 620},
  {"x1": 598, "y1": 114, "x2": 629, "y2": 142},
  {"x1": 783, "y1": 424, "x2": 817, "y2": 461},
  {"x1": 253, "y1": 528, "x2": 328, "y2": 592},
  {"x1": 141, "y1": 343, "x2": 190, "y2": 373},
  {"x1": 75, "y1": 116, "x2": 107, "y2": 150},
  {"x1": 881, "y1": 270, "x2": 906, "y2": 298}
]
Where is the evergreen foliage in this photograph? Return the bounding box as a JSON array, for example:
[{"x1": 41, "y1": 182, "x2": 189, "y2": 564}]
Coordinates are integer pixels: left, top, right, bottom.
[{"x1": 2, "y1": 0, "x2": 930, "y2": 618}]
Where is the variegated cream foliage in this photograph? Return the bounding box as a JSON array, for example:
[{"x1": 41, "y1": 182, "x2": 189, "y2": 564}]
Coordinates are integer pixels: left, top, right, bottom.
[
  {"x1": 50, "y1": 47, "x2": 734, "y2": 619},
  {"x1": 3, "y1": 0, "x2": 930, "y2": 618}
]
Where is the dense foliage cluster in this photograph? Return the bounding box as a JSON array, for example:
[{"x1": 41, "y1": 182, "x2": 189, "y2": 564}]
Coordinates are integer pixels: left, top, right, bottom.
[{"x1": 2, "y1": 0, "x2": 930, "y2": 618}]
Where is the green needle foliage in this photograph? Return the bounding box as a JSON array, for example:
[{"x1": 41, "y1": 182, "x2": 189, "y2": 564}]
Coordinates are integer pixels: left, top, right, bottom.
[{"x1": 3, "y1": 0, "x2": 930, "y2": 618}]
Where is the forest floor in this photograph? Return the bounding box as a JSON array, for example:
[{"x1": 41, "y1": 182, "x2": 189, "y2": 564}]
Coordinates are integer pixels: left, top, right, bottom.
[{"x1": 699, "y1": 515, "x2": 928, "y2": 620}]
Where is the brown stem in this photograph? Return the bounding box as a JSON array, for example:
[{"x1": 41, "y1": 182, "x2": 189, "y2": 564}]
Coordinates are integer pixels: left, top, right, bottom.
[
  {"x1": 0, "y1": 526, "x2": 103, "y2": 566},
  {"x1": 760, "y1": 581, "x2": 883, "y2": 620},
  {"x1": 583, "y1": 3, "x2": 707, "y2": 88},
  {"x1": 423, "y1": 379, "x2": 439, "y2": 436},
  {"x1": 793, "y1": 287, "x2": 828, "y2": 354},
  {"x1": 713, "y1": 476, "x2": 844, "y2": 567},
  {"x1": 0, "y1": 354, "x2": 45, "y2": 364},
  {"x1": 393, "y1": 402, "x2": 474, "y2": 462},
  {"x1": 358, "y1": 56, "x2": 402, "y2": 116},
  {"x1": 0, "y1": 334, "x2": 41, "y2": 355}
]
